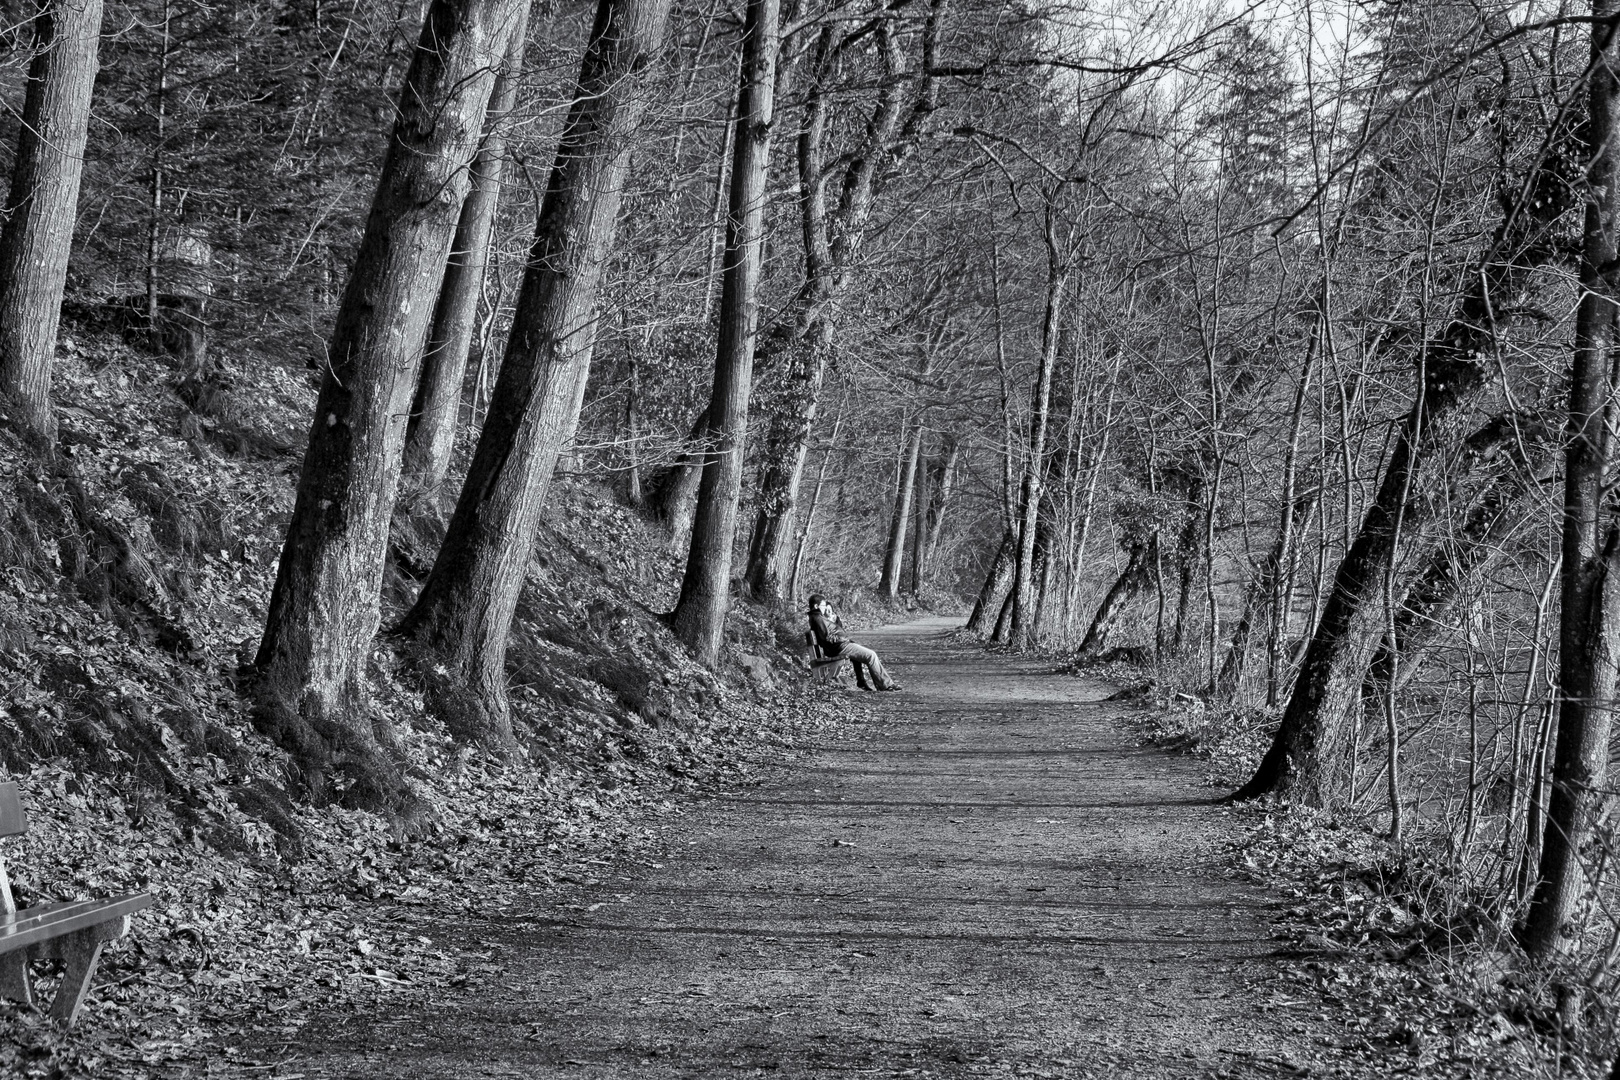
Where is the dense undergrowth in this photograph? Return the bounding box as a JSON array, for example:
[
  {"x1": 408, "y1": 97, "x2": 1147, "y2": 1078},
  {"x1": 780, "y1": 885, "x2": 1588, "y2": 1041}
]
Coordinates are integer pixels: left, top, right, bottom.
[
  {"x1": 1074, "y1": 654, "x2": 1619, "y2": 1079},
  {"x1": 0, "y1": 317, "x2": 880, "y2": 1077}
]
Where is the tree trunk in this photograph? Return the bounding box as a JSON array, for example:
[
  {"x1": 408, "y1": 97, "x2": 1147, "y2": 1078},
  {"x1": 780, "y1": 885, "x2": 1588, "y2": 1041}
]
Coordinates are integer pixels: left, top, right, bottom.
[
  {"x1": 1266, "y1": 331, "x2": 1318, "y2": 705},
  {"x1": 1078, "y1": 537, "x2": 1156, "y2": 656},
  {"x1": 907, "y1": 431, "x2": 931, "y2": 596},
  {"x1": 1029, "y1": 492, "x2": 1056, "y2": 637},
  {"x1": 991, "y1": 579, "x2": 1015, "y2": 644},
  {"x1": 742, "y1": 6, "x2": 944, "y2": 601},
  {"x1": 878, "y1": 420, "x2": 924, "y2": 598},
  {"x1": 1213, "y1": 488, "x2": 1319, "y2": 701},
  {"x1": 1010, "y1": 217, "x2": 1067, "y2": 646},
  {"x1": 623, "y1": 353, "x2": 645, "y2": 507},
  {"x1": 252, "y1": 0, "x2": 521, "y2": 810},
  {"x1": 144, "y1": 0, "x2": 169, "y2": 339},
  {"x1": 1170, "y1": 470, "x2": 1207, "y2": 654},
  {"x1": 668, "y1": 0, "x2": 779, "y2": 667},
  {"x1": 967, "y1": 527, "x2": 1016, "y2": 636},
  {"x1": 786, "y1": 396, "x2": 843, "y2": 602},
  {"x1": 398, "y1": 0, "x2": 673, "y2": 744},
  {"x1": 0, "y1": 0, "x2": 103, "y2": 441},
  {"x1": 645, "y1": 405, "x2": 708, "y2": 538},
  {"x1": 918, "y1": 434, "x2": 959, "y2": 585},
  {"x1": 400, "y1": 13, "x2": 528, "y2": 499},
  {"x1": 1523, "y1": 7, "x2": 1620, "y2": 959},
  {"x1": 1358, "y1": 449, "x2": 1539, "y2": 711},
  {"x1": 1229, "y1": 126, "x2": 1577, "y2": 804}
]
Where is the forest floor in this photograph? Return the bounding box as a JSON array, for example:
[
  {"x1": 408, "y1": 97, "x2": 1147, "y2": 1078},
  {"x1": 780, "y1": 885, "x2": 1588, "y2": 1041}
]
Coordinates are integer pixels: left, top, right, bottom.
[{"x1": 203, "y1": 617, "x2": 1495, "y2": 1080}]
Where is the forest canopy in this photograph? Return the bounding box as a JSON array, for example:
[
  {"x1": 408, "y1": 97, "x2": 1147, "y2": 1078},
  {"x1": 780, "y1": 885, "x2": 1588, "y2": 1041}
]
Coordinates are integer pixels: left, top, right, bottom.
[{"x1": 2, "y1": 0, "x2": 1620, "y2": 1069}]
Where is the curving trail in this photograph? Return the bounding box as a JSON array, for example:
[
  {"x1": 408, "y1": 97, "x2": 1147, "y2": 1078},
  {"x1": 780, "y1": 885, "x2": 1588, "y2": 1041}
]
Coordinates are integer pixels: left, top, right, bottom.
[{"x1": 284, "y1": 618, "x2": 1359, "y2": 1079}]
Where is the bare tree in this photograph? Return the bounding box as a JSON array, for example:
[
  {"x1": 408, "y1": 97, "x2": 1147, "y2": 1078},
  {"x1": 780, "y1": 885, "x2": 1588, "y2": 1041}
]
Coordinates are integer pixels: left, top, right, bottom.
[
  {"x1": 401, "y1": 13, "x2": 530, "y2": 499},
  {"x1": 668, "y1": 0, "x2": 779, "y2": 665},
  {"x1": 1522, "y1": 5, "x2": 1620, "y2": 960},
  {"x1": 399, "y1": 0, "x2": 674, "y2": 745},
  {"x1": 253, "y1": 0, "x2": 524, "y2": 809},
  {"x1": 0, "y1": 0, "x2": 105, "y2": 441}
]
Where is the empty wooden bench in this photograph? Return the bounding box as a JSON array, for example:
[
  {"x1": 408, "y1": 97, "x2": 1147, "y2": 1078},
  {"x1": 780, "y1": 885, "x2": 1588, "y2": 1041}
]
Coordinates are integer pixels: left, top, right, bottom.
[
  {"x1": 0, "y1": 780, "x2": 151, "y2": 1026},
  {"x1": 802, "y1": 630, "x2": 848, "y2": 685}
]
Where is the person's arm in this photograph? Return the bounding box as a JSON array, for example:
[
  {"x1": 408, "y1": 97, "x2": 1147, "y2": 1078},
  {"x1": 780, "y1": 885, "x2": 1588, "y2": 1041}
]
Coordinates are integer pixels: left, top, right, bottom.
[{"x1": 810, "y1": 611, "x2": 848, "y2": 648}]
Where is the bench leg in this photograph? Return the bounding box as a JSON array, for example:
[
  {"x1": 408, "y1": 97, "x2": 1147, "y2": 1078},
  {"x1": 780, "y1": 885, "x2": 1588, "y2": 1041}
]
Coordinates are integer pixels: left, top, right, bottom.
[
  {"x1": 48, "y1": 930, "x2": 106, "y2": 1027},
  {"x1": 0, "y1": 952, "x2": 32, "y2": 1006}
]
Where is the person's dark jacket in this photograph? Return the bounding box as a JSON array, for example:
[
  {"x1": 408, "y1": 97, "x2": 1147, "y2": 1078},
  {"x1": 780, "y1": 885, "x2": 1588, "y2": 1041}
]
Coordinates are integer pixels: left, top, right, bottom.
[{"x1": 808, "y1": 610, "x2": 848, "y2": 654}]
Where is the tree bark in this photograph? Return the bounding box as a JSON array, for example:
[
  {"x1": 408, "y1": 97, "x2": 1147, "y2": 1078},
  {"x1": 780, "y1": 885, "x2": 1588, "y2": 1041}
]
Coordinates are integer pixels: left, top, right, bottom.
[
  {"x1": 401, "y1": 12, "x2": 529, "y2": 499},
  {"x1": 915, "y1": 433, "x2": 959, "y2": 590},
  {"x1": 253, "y1": 0, "x2": 521, "y2": 810},
  {"x1": 1523, "y1": 5, "x2": 1620, "y2": 958},
  {"x1": 668, "y1": 0, "x2": 778, "y2": 666},
  {"x1": 1229, "y1": 124, "x2": 1577, "y2": 805},
  {"x1": 742, "y1": 2, "x2": 945, "y2": 601},
  {"x1": 0, "y1": 0, "x2": 103, "y2": 441},
  {"x1": 967, "y1": 527, "x2": 1016, "y2": 636},
  {"x1": 878, "y1": 420, "x2": 924, "y2": 598},
  {"x1": 1213, "y1": 488, "x2": 1319, "y2": 701},
  {"x1": 1010, "y1": 211, "x2": 1068, "y2": 646},
  {"x1": 398, "y1": 0, "x2": 673, "y2": 743},
  {"x1": 1078, "y1": 537, "x2": 1156, "y2": 656}
]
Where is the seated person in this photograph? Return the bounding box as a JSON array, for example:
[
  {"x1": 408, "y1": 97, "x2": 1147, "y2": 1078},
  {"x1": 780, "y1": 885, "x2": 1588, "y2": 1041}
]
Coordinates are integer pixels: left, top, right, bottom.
[{"x1": 806, "y1": 594, "x2": 901, "y2": 692}]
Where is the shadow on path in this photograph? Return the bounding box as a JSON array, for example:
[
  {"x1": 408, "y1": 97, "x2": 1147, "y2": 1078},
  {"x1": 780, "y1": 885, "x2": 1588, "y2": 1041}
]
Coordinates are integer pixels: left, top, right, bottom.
[{"x1": 270, "y1": 618, "x2": 1352, "y2": 1079}]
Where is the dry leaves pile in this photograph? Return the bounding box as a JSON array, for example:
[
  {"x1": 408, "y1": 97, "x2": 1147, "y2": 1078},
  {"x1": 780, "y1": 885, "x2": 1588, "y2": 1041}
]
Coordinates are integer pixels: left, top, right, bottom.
[
  {"x1": 1231, "y1": 809, "x2": 1587, "y2": 1079},
  {"x1": 0, "y1": 320, "x2": 863, "y2": 1078}
]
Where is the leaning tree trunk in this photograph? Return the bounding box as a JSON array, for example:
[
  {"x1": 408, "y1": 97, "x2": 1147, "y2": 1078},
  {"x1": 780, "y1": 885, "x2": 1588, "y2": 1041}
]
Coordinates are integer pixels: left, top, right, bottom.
[
  {"x1": 0, "y1": 0, "x2": 104, "y2": 442},
  {"x1": 253, "y1": 0, "x2": 521, "y2": 810},
  {"x1": 399, "y1": 0, "x2": 673, "y2": 745},
  {"x1": 400, "y1": 12, "x2": 529, "y2": 499},
  {"x1": 1358, "y1": 440, "x2": 1539, "y2": 712},
  {"x1": 1077, "y1": 538, "x2": 1155, "y2": 656},
  {"x1": 967, "y1": 527, "x2": 1016, "y2": 635},
  {"x1": 1523, "y1": 7, "x2": 1620, "y2": 960},
  {"x1": 669, "y1": 0, "x2": 779, "y2": 666},
  {"x1": 1228, "y1": 127, "x2": 1576, "y2": 804}
]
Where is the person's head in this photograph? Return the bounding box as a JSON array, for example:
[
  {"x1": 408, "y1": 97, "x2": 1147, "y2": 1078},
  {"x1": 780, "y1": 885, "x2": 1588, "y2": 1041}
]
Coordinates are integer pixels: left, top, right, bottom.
[{"x1": 807, "y1": 593, "x2": 825, "y2": 613}]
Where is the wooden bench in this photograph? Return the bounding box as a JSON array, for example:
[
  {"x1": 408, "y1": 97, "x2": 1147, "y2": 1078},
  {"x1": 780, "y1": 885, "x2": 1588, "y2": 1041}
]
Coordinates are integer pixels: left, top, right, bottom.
[
  {"x1": 0, "y1": 780, "x2": 151, "y2": 1026},
  {"x1": 803, "y1": 630, "x2": 848, "y2": 685}
]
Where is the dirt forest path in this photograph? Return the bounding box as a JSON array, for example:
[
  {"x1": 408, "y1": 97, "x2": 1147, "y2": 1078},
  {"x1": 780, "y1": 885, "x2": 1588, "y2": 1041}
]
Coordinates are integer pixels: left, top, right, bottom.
[{"x1": 280, "y1": 619, "x2": 1363, "y2": 1079}]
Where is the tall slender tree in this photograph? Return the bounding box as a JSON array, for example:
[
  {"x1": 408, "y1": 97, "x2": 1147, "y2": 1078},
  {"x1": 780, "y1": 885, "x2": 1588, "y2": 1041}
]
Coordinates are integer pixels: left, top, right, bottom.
[
  {"x1": 1521, "y1": 2, "x2": 1620, "y2": 960},
  {"x1": 401, "y1": 11, "x2": 531, "y2": 499},
  {"x1": 0, "y1": 0, "x2": 105, "y2": 441},
  {"x1": 400, "y1": 0, "x2": 674, "y2": 744},
  {"x1": 669, "y1": 0, "x2": 780, "y2": 665},
  {"x1": 253, "y1": 0, "x2": 523, "y2": 808}
]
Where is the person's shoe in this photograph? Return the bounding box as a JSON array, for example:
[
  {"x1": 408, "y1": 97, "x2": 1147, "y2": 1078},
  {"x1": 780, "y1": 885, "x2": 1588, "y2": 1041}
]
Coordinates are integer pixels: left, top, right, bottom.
[{"x1": 879, "y1": 684, "x2": 904, "y2": 692}]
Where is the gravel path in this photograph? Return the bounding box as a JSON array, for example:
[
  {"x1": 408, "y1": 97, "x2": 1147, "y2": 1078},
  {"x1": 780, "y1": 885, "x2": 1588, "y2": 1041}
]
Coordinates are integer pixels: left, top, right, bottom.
[{"x1": 282, "y1": 618, "x2": 1358, "y2": 1079}]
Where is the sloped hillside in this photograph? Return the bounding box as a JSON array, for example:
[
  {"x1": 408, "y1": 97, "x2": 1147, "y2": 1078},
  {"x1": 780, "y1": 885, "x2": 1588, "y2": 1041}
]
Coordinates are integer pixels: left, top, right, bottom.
[{"x1": 0, "y1": 317, "x2": 856, "y2": 1078}]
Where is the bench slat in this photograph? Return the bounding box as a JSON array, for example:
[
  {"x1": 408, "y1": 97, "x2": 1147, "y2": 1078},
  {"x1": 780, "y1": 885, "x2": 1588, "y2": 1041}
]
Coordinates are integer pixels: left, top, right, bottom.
[
  {"x1": 0, "y1": 783, "x2": 23, "y2": 839},
  {"x1": 0, "y1": 894, "x2": 151, "y2": 956}
]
